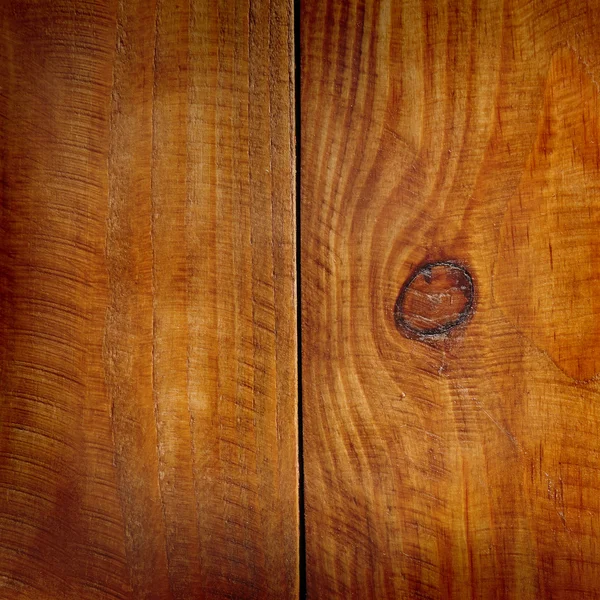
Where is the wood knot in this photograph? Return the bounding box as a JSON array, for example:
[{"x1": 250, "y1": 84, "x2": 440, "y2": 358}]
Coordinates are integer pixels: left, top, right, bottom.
[{"x1": 394, "y1": 261, "x2": 474, "y2": 338}]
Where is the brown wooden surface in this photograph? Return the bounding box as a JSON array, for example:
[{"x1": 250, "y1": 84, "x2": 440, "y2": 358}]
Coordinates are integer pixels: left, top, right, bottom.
[
  {"x1": 0, "y1": 1, "x2": 298, "y2": 598},
  {"x1": 302, "y1": 0, "x2": 600, "y2": 597}
]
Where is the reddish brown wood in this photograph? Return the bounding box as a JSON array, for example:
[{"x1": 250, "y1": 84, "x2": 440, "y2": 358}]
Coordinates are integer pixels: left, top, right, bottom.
[
  {"x1": 0, "y1": 1, "x2": 298, "y2": 598},
  {"x1": 302, "y1": 0, "x2": 600, "y2": 597}
]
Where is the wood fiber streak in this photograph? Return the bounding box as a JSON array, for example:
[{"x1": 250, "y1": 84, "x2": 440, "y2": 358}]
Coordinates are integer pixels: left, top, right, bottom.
[
  {"x1": 0, "y1": 1, "x2": 297, "y2": 598},
  {"x1": 302, "y1": 0, "x2": 600, "y2": 598}
]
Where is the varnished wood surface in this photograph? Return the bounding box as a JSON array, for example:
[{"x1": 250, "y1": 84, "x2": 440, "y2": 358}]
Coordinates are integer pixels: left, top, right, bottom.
[
  {"x1": 302, "y1": 0, "x2": 600, "y2": 597},
  {"x1": 0, "y1": 1, "x2": 298, "y2": 598}
]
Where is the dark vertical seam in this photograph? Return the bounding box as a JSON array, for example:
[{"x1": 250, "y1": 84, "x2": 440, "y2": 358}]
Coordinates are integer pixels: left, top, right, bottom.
[{"x1": 294, "y1": 0, "x2": 306, "y2": 597}]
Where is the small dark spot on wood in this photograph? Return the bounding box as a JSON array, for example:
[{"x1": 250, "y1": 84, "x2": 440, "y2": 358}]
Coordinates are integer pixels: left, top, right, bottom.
[{"x1": 394, "y1": 261, "x2": 475, "y2": 339}]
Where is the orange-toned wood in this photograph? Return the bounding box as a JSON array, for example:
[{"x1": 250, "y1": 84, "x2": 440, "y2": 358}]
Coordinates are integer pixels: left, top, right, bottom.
[
  {"x1": 0, "y1": 1, "x2": 298, "y2": 598},
  {"x1": 302, "y1": 0, "x2": 600, "y2": 597}
]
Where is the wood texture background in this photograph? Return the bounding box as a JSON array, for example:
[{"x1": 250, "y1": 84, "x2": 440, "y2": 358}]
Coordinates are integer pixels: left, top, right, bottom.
[
  {"x1": 302, "y1": 0, "x2": 600, "y2": 597},
  {"x1": 0, "y1": 1, "x2": 298, "y2": 598},
  {"x1": 4, "y1": 0, "x2": 600, "y2": 597}
]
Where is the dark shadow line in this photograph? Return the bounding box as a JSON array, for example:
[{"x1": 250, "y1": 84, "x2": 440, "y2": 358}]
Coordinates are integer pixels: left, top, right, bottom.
[{"x1": 294, "y1": 0, "x2": 306, "y2": 597}]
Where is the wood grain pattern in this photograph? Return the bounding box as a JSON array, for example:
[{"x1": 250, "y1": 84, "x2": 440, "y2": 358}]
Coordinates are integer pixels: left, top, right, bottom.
[
  {"x1": 302, "y1": 0, "x2": 600, "y2": 597},
  {"x1": 0, "y1": 1, "x2": 298, "y2": 598}
]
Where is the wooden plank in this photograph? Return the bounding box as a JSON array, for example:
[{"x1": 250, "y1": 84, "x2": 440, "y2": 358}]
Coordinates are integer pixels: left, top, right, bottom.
[
  {"x1": 0, "y1": 1, "x2": 298, "y2": 598},
  {"x1": 301, "y1": 0, "x2": 600, "y2": 597}
]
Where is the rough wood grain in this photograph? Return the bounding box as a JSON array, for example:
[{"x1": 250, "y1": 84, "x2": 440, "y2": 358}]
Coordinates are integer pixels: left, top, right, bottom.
[
  {"x1": 0, "y1": 1, "x2": 298, "y2": 598},
  {"x1": 302, "y1": 0, "x2": 600, "y2": 597}
]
